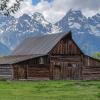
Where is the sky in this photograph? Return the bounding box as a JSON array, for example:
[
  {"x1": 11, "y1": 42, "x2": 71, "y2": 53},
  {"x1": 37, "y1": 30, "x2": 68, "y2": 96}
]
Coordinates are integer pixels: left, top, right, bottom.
[
  {"x1": 12, "y1": 0, "x2": 100, "y2": 23},
  {"x1": 32, "y1": 0, "x2": 53, "y2": 5}
]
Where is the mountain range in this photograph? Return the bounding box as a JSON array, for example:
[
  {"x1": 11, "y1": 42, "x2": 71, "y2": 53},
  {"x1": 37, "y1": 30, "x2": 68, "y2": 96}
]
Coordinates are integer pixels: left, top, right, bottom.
[{"x1": 0, "y1": 9, "x2": 100, "y2": 56}]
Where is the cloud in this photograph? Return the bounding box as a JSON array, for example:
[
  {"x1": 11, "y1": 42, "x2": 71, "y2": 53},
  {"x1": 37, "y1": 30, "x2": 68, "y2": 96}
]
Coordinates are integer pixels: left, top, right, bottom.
[
  {"x1": 14, "y1": 0, "x2": 100, "y2": 23},
  {"x1": 14, "y1": 0, "x2": 34, "y2": 17},
  {"x1": 71, "y1": 0, "x2": 100, "y2": 11}
]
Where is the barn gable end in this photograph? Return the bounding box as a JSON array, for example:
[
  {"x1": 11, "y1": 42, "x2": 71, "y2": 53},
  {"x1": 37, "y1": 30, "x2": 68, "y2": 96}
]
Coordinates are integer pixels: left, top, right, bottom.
[{"x1": 49, "y1": 32, "x2": 83, "y2": 55}]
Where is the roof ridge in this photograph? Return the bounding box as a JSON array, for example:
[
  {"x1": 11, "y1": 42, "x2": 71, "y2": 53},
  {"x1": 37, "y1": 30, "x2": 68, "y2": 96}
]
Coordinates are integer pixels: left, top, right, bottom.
[{"x1": 25, "y1": 32, "x2": 66, "y2": 40}]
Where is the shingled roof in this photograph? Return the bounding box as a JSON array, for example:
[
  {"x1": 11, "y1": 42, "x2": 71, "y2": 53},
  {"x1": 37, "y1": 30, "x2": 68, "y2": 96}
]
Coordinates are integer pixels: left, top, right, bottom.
[{"x1": 12, "y1": 32, "x2": 70, "y2": 55}]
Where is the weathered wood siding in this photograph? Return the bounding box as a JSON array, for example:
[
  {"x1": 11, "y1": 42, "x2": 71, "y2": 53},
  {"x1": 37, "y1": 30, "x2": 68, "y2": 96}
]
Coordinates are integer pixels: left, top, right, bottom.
[
  {"x1": 13, "y1": 64, "x2": 50, "y2": 80},
  {"x1": 0, "y1": 65, "x2": 13, "y2": 79},
  {"x1": 13, "y1": 56, "x2": 50, "y2": 80},
  {"x1": 50, "y1": 55, "x2": 83, "y2": 80},
  {"x1": 82, "y1": 56, "x2": 100, "y2": 80},
  {"x1": 27, "y1": 64, "x2": 49, "y2": 80},
  {"x1": 50, "y1": 34, "x2": 82, "y2": 55}
]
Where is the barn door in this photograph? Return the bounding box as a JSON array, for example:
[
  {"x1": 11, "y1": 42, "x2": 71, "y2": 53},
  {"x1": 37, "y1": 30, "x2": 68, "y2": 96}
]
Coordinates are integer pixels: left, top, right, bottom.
[
  {"x1": 52, "y1": 61, "x2": 61, "y2": 80},
  {"x1": 51, "y1": 61, "x2": 82, "y2": 80},
  {"x1": 63, "y1": 62, "x2": 82, "y2": 80},
  {"x1": 18, "y1": 66, "x2": 27, "y2": 79},
  {"x1": 53, "y1": 65, "x2": 61, "y2": 80}
]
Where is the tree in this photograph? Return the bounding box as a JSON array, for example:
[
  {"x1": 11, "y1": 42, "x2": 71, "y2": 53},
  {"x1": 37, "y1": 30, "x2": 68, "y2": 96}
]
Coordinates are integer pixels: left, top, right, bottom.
[
  {"x1": 0, "y1": 0, "x2": 23, "y2": 15},
  {"x1": 93, "y1": 52, "x2": 100, "y2": 60}
]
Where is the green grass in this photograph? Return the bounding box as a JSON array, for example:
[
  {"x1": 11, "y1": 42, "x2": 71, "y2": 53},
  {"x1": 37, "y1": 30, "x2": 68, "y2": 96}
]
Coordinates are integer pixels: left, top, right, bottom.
[{"x1": 0, "y1": 80, "x2": 100, "y2": 100}]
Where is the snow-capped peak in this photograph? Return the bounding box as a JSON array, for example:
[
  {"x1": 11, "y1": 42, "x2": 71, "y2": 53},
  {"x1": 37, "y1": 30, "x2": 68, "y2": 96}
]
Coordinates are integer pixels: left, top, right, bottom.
[
  {"x1": 66, "y1": 9, "x2": 83, "y2": 18},
  {"x1": 32, "y1": 12, "x2": 44, "y2": 21},
  {"x1": 32, "y1": 12, "x2": 51, "y2": 27}
]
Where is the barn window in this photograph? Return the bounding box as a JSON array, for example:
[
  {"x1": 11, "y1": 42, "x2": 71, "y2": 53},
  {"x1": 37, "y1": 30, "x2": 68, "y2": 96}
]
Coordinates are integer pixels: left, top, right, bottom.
[
  {"x1": 67, "y1": 63, "x2": 77, "y2": 68},
  {"x1": 39, "y1": 57, "x2": 44, "y2": 64},
  {"x1": 55, "y1": 65, "x2": 60, "y2": 67},
  {"x1": 72, "y1": 64, "x2": 77, "y2": 68},
  {"x1": 87, "y1": 57, "x2": 90, "y2": 66},
  {"x1": 68, "y1": 63, "x2": 72, "y2": 67}
]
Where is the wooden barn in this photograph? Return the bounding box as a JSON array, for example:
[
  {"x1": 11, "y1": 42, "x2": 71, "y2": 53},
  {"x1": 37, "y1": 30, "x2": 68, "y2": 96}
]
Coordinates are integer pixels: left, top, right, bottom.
[{"x1": 0, "y1": 31, "x2": 100, "y2": 80}]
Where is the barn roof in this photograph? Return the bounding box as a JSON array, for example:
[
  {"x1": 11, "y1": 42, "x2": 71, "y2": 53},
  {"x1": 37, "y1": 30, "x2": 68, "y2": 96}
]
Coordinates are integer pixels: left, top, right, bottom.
[
  {"x1": 0, "y1": 31, "x2": 99, "y2": 65},
  {"x1": 12, "y1": 32, "x2": 69, "y2": 55},
  {"x1": 0, "y1": 54, "x2": 44, "y2": 64},
  {"x1": 0, "y1": 32, "x2": 72, "y2": 65}
]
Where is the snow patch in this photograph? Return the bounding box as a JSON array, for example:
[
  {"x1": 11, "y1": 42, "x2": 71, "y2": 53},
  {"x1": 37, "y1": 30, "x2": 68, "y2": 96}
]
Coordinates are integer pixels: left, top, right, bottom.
[
  {"x1": 70, "y1": 23, "x2": 81, "y2": 29},
  {"x1": 68, "y1": 17, "x2": 74, "y2": 21},
  {"x1": 96, "y1": 24, "x2": 100, "y2": 27},
  {"x1": 90, "y1": 25, "x2": 100, "y2": 36}
]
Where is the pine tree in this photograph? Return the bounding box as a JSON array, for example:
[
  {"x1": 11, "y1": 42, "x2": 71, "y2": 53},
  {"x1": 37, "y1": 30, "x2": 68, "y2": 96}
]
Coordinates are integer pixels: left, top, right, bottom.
[
  {"x1": 0, "y1": 0, "x2": 23, "y2": 15},
  {"x1": 93, "y1": 52, "x2": 100, "y2": 60}
]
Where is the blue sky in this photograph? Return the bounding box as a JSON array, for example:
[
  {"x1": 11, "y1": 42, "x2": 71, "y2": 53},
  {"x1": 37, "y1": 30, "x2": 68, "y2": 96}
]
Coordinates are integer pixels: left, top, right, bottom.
[
  {"x1": 32, "y1": 0, "x2": 53, "y2": 5},
  {"x1": 32, "y1": 0, "x2": 40, "y2": 5}
]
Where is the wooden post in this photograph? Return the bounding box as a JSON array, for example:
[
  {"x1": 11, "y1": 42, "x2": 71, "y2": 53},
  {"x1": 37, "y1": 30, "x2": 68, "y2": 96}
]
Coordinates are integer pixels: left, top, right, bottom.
[
  {"x1": 27, "y1": 64, "x2": 28, "y2": 79},
  {"x1": 11, "y1": 64, "x2": 14, "y2": 80}
]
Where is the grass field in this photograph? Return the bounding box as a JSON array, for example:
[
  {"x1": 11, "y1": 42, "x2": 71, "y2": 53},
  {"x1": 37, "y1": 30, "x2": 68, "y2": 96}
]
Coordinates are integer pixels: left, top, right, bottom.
[{"x1": 0, "y1": 80, "x2": 100, "y2": 100}]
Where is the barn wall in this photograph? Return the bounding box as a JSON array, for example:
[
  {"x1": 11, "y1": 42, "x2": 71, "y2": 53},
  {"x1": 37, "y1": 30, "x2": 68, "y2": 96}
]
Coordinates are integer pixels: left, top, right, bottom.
[
  {"x1": 27, "y1": 64, "x2": 50, "y2": 80},
  {"x1": 82, "y1": 56, "x2": 100, "y2": 80},
  {"x1": 0, "y1": 65, "x2": 13, "y2": 80},
  {"x1": 13, "y1": 57, "x2": 50, "y2": 80},
  {"x1": 50, "y1": 34, "x2": 82, "y2": 55},
  {"x1": 50, "y1": 55, "x2": 83, "y2": 80},
  {"x1": 13, "y1": 64, "x2": 50, "y2": 80}
]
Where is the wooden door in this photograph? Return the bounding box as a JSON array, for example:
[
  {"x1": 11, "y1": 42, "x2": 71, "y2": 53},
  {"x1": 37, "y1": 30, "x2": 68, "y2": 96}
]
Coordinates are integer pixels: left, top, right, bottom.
[
  {"x1": 18, "y1": 66, "x2": 27, "y2": 79},
  {"x1": 62, "y1": 62, "x2": 82, "y2": 80},
  {"x1": 53, "y1": 65, "x2": 61, "y2": 80},
  {"x1": 51, "y1": 60, "x2": 82, "y2": 80},
  {"x1": 50, "y1": 61, "x2": 61, "y2": 80}
]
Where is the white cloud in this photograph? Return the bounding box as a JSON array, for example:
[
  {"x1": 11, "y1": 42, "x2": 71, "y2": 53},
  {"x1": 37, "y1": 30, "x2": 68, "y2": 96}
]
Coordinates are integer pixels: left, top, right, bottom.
[
  {"x1": 14, "y1": 0, "x2": 34, "y2": 17},
  {"x1": 14, "y1": 0, "x2": 100, "y2": 23},
  {"x1": 8, "y1": 0, "x2": 16, "y2": 7}
]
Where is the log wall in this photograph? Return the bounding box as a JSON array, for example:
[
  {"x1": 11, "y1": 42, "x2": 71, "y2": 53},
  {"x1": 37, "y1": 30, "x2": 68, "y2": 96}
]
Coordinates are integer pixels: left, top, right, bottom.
[
  {"x1": 0, "y1": 65, "x2": 13, "y2": 79},
  {"x1": 82, "y1": 56, "x2": 100, "y2": 80},
  {"x1": 13, "y1": 64, "x2": 50, "y2": 80},
  {"x1": 27, "y1": 64, "x2": 49, "y2": 80}
]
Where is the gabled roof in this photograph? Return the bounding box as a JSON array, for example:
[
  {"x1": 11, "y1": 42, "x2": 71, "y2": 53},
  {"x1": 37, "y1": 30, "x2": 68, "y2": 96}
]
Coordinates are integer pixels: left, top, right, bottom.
[{"x1": 12, "y1": 32, "x2": 70, "y2": 55}]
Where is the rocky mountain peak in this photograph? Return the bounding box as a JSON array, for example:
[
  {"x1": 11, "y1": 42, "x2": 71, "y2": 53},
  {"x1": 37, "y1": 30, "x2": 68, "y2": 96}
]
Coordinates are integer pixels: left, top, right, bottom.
[{"x1": 32, "y1": 12, "x2": 45, "y2": 21}]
